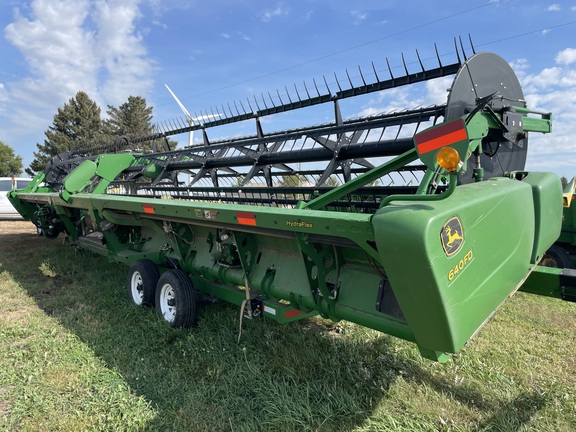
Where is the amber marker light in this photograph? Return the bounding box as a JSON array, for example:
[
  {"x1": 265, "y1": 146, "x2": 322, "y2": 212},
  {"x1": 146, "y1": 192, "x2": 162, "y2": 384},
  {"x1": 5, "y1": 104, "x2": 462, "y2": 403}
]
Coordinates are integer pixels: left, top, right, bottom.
[{"x1": 436, "y1": 147, "x2": 462, "y2": 172}]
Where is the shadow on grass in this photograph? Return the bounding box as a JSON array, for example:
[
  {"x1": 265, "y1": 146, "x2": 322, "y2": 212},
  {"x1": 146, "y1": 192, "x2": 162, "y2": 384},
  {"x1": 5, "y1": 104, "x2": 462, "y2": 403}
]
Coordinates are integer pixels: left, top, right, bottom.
[
  {"x1": 474, "y1": 392, "x2": 547, "y2": 431},
  {"x1": 1, "y1": 232, "x2": 548, "y2": 431}
]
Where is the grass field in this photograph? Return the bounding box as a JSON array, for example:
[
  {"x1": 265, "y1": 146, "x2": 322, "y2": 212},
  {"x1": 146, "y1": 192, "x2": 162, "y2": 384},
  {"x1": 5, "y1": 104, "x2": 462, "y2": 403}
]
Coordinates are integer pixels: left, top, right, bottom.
[{"x1": 0, "y1": 220, "x2": 575, "y2": 431}]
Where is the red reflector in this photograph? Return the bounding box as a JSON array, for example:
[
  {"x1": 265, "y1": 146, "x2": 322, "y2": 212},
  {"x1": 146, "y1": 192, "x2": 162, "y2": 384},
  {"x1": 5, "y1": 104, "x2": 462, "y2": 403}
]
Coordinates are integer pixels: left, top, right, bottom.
[
  {"x1": 237, "y1": 211, "x2": 256, "y2": 226},
  {"x1": 143, "y1": 203, "x2": 155, "y2": 214},
  {"x1": 285, "y1": 310, "x2": 303, "y2": 319},
  {"x1": 415, "y1": 119, "x2": 467, "y2": 154}
]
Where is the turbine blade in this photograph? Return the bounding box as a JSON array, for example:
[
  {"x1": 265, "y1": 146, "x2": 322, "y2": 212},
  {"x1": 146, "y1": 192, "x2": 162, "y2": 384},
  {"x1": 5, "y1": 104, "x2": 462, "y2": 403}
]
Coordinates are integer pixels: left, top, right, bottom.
[{"x1": 165, "y1": 84, "x2": 194, "y2": 124}]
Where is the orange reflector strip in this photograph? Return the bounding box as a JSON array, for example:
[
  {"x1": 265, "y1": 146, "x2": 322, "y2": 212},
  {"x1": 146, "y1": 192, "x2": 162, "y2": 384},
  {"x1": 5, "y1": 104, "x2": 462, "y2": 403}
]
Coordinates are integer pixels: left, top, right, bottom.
[
  {"x1": 416, "y1": 119, "x2": 467, "y2": 154},
  {"x1": 285, "y1": 309, "x2": 303, "y2": 318},
  {"x1": 237, "y1": 211, "x2": 256, "y2": 226},
  {"x1": 143, "y1": 203, "x2": 155, "y2": 214}
]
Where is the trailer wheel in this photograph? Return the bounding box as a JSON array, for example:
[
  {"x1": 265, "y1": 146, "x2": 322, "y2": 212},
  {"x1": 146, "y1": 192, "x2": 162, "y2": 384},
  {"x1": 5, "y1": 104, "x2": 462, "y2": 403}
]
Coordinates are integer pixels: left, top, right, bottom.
[
  {"x1": 128, "y1": 259, "x2": 160, "y2": 306},
  {"x1": 155, "y1": 269, "x2": 197, "y2": 328},
  {"x1": 43, "y1": 227, "x2": 60, "y2": 239},
  {"x1": 541, "y1": 245, "x2": 573, "y2": 269}
]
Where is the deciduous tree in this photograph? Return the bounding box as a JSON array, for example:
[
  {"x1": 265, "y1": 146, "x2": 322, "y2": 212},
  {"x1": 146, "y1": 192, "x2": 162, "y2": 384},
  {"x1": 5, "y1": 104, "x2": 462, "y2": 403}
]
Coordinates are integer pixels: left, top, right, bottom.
[{"x1": 0, "y1": 141, "x2": 23, "y2": 176}]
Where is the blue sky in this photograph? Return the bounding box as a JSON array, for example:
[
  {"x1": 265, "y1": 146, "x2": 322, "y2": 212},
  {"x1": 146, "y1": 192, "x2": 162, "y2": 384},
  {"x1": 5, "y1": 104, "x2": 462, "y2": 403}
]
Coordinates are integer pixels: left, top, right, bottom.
[{"x1": 1, "y1": 0, "x2": 576, "y2": 178}]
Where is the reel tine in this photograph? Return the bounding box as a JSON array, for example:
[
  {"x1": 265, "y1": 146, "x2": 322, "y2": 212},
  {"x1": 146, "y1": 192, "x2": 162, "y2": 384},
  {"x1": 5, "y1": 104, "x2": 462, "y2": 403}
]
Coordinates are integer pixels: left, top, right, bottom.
[
  {"x1": 312, "y1": 78, "x2": 321, "y2": 97},
  {"x1": 294, "y1": 83, "x2": 302, "y2": 101},
  {"x1": 358, "y1": 65, "x2": 367, "y2": 86},
  {"x1": 323, "y1": 75, "x2": 332, "y2": 95},
  {"x1": 261, "y1": 93, "x2": 269, "y2": 110},
  {"x1": 401, "y1": 52, "x2": 409, "y2": 76},
  {"x1": 459, "y1": 35, "x2": 468, "y2": 61},
  {"x1": 334, "y1": 72, "x2": 343, "y2": 92},
  {"x1": 434, "y1": 43, "x2": 443, "y2": 68},
  {"x1": 345, "y1": 68, "x2": 354, "y2": 88},
  {"x1": 454, "y1": 36, "x2": 462, "y2": 64},
  {"x1": 371, "y1": 61, "x2": 380, "y2": 82},
  {"x1": 416, "y1": 49, "x2": 425, "y2": 72},
  {"x1": 468, "y1": 33, "x2": 476, "y2": 54},
  {"x1": 238, "y1": 100, "x2": 247, "y2": 115},
  {"x1": 386, "y1": 57, "x2": 394, "y2": 79},
  {"x1": 276, "y1": 89, "x2": 284, "y2": 105},
  {"x1": 303, "y1": 81, "x2": 311, "y2": 99},
  {"x1": 285, "y1": 86, "x2": 293, "y2": 103}
]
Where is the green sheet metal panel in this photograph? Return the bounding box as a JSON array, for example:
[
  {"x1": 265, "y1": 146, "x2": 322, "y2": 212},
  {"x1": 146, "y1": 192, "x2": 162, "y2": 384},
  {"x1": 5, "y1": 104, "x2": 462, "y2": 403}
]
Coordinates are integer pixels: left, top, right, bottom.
[
  {"x1": 373, "y1": 177, "x2": 538, "y2": 355},
  {"x1": 517, "y1": 171, "x2": 563, "y2": 263}
]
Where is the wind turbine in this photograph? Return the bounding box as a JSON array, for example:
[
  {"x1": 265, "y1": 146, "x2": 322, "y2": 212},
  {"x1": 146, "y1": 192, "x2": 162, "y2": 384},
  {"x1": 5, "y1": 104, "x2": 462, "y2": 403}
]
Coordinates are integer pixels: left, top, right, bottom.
[{"x1": 164, "y1": 84, "x2": 221, "y2": 147}]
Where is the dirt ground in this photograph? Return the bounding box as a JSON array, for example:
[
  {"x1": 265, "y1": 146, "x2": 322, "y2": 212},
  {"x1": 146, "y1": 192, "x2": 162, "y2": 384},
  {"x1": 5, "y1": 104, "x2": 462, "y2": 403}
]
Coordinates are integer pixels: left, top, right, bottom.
[
  {"x1": 0, "y1": 221, "x2": 41, "y2": 256},
  {"x1": 0, "y1": 220, "x2": 37, "y2": 236}
]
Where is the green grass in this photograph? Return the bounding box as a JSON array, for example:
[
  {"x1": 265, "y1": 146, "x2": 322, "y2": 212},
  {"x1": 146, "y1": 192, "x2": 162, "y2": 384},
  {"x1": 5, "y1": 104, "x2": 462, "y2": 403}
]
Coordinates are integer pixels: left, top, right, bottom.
[{"x1": 0, "y1": 222, "x2": 575, "y2": 431}]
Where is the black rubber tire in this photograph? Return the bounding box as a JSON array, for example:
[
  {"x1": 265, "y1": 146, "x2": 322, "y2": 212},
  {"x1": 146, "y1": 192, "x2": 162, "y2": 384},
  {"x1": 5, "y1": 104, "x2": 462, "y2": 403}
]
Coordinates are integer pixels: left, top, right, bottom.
[
  {"x1": 155, "y1": 269, "x2": 197, "y2": 328},
  {"x1": 541, "y1": 245, "x2": 573, "y2": 269},
  {"x1": 127, "y1": 259, "x2": 160, "y2": 306},
  {"x1": 43, "y1": 227, "x2": 60, "y2": 239}
]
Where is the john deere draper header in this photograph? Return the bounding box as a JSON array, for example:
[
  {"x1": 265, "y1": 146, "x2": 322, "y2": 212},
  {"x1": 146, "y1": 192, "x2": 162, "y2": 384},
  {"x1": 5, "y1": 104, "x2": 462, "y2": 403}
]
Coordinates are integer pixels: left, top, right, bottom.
[{"x1": 9, "y1": 40, "x2": 573, "y2": 362}]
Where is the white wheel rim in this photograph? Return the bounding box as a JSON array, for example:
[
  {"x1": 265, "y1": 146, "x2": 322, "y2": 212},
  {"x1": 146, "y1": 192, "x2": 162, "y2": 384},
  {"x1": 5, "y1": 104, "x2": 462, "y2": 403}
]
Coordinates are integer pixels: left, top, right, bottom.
[
  {"x1": 130, "y1": 271, "x2": 144, "y2": 305},
  {"x1": 159, "y1": 283, "x2": 176, "y2": 322}
]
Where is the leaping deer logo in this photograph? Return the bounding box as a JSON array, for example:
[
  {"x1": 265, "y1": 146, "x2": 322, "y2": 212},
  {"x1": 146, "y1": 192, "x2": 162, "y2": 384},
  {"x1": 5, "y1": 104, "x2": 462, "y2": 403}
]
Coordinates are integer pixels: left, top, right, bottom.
[
  {"x1": 441, "y1": 217, "x2": 464, "y2": 256},
  {"x1": 445, "y1": 225, "x2": 463, "y2": 248}
]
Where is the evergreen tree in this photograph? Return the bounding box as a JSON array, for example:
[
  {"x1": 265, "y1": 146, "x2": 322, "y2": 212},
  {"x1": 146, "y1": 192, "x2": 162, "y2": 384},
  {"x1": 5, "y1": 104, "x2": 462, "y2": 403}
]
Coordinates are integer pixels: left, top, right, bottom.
[
  {"x1": 105, "y1": 96, "x2": 175, "y2": 152},
  {"x1": 27, "y1": 91, "x2": 105, "y2": 175},
  {"x1": 0, "y1": 141, "x2": 23, "y2": 176}
]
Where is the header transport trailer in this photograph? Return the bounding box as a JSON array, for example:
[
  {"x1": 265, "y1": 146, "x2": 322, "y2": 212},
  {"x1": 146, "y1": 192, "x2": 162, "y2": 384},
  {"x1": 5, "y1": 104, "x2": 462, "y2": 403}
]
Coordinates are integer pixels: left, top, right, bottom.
[{"x1": 8, "y1": 41, "x2": 575, "y2": 362}]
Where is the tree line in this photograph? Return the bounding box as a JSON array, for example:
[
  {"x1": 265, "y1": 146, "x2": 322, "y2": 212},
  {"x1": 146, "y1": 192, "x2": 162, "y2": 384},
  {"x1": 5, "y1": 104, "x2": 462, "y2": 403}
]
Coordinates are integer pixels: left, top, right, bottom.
[{"x1": 1, "y1": 91, "x2": 167, "y2": 177}]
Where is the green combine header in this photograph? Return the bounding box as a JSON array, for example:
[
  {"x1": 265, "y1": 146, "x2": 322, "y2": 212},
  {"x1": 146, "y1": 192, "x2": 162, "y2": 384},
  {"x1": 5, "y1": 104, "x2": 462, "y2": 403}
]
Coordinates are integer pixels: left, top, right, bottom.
[{"x1": 8, "y1": 41, "x2": 574, "y2": 362}]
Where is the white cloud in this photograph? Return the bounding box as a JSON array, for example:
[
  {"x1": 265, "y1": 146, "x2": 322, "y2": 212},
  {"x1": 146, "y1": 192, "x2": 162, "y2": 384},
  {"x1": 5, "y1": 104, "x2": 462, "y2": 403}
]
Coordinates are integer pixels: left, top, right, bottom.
[
  {"x1": 357, "y1": 76, "x2": 452, "y2": 119},
  {"x1": 510, "y1": 58, "x2": 529, "y2": 72},
  {"x1": 350, "y1": 10, "x2": 368, "y2": 25},
  {"x1": 1, "y1": 0, "x2": 153, "y2": 144},
  {"x1": 221, "y1": 32, "x2": 231, "y2": 38},
  {"x1": 261, "y1": 4, "x2": 289, "y2": 22},
  {"x1": 547, "y1": 4, "x2": 561, "y2": 11},
  {"x1": 4, "y1": 0, "x2": 99, "y2": 104},
  {"x1": 93, "y1": 0, "x2": 154, "y2": 106},
  {"x1": 152, "y1": 20, "x2": 168, "y2": 29},
  {"x1": 425, "y1": 77, "x2": 453, "y2": 106},
  {"x1": 358, "y1": 86, "x2": 425, "y2": 117},
  {"x1": 522, "y1": 67, "x2": 576, "y2": 93},
  {"x1": 0, "y1": 83, "x2": 8, "y2": 101},
  {"x1": 556, "y1": 48, "x2": 576, "y2": 65},
  {"x1": 512, "y1": 50, "x2": 576, "y2": 175}
]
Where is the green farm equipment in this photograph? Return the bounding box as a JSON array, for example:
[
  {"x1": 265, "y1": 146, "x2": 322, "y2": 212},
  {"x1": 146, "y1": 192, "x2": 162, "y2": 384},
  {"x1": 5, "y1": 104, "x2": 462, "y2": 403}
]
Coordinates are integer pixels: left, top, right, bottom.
[{"x1": 8, "y1": 41, "x2": 574, "y2": 362}]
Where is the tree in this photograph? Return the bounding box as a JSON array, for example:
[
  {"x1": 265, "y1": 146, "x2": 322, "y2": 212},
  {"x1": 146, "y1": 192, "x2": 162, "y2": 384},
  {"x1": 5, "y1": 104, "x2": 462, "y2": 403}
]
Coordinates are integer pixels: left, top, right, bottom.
[
  {"x1": 105, "y1": 96, "x2": 176, "y2": 152},
  {"x1": 27, "y1": 91, "x2": 105, "y2": 175},
  {"x1": 105, "y1": 96, "x2": 153, "y2": 150},
  {"x1": 322, "y1": 175, "x2": 341, "y2": 187},
  {"x1": 0, "y1": 141, "x2": 23, "y2": 176},
  {"x1": 278, "y1": 174, "x2": 306, "y2": 187}
]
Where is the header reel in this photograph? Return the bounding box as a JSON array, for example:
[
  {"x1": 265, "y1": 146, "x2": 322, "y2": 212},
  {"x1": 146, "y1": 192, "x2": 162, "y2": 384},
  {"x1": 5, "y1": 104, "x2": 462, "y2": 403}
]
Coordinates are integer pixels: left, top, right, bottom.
[{"x1": 42, "y1": 39, "x2": 550, "y2": 211}]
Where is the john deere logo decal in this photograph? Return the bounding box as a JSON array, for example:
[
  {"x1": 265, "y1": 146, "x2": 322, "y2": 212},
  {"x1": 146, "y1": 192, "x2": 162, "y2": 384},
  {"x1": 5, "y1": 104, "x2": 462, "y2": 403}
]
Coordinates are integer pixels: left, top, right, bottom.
[{"x1": 441, "y1": 216, "x2": 464, "y2": 256}]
